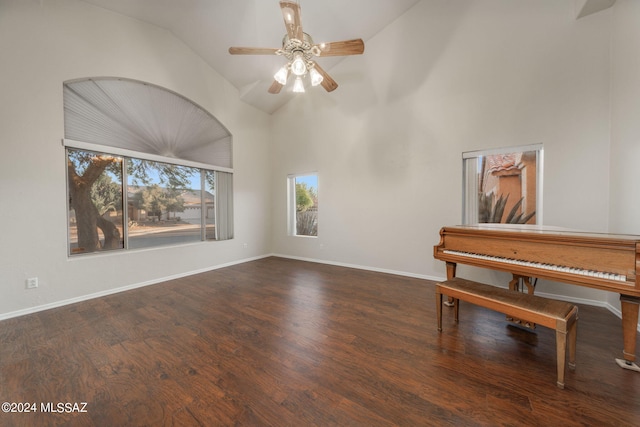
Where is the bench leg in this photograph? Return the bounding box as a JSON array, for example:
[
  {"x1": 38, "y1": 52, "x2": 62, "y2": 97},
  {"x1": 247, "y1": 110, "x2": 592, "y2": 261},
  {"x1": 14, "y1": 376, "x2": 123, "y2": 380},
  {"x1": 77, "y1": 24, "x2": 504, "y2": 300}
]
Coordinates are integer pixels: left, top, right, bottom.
[
  {"x1": 568, "y1": 317, "x2": 577, "y2": 370},
  {"x1": 436, "y1": 290, "x2": 442, "y2": 331},
  {"x1": 556, "y1": 329, "x2": 567, "y2": 389},
  {"x1": 454, "y1": 298, "x2": 459, "y2": 323}
]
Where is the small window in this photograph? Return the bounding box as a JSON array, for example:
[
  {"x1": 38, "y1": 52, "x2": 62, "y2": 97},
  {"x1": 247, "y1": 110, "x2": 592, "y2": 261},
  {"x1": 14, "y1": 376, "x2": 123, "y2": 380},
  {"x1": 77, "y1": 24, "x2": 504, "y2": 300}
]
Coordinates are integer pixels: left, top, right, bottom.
[
  {"x1": 288, "y1": 174, "x2": 318, "y2": 237},
  {"x1": 462, "y1": 144, "x2": 543, "y2": 225}
]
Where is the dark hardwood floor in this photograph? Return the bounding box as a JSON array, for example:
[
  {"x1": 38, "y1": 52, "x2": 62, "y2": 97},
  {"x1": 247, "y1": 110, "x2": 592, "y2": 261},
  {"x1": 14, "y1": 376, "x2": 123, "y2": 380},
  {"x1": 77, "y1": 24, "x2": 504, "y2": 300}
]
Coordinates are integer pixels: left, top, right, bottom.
[{"x1": 1, "y1": 257, "x2": 639, "y2": 426}]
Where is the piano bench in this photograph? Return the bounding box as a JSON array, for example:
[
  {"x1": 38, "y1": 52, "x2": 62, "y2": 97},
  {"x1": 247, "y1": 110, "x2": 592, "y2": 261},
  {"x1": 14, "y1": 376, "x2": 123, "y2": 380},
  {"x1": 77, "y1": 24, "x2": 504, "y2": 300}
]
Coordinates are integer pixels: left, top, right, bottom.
[{"x1": 436, "y1": 277, "x2": 578, "y2": 389}]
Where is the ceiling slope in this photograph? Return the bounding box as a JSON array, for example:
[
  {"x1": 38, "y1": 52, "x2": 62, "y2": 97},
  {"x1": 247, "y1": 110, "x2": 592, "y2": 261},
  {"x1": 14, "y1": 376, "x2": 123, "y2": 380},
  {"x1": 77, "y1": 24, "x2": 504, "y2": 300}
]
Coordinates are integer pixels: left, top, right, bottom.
[{"x1": 81, "y1": 0, "x2": 421, "y2": 113}]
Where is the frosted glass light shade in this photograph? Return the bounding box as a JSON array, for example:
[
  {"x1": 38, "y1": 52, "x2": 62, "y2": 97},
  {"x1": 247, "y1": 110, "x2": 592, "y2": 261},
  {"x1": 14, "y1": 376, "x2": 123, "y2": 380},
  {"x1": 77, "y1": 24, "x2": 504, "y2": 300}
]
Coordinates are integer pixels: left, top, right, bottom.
[
  {"x1": 274, "y1": 66, "x2": 288, "y2": 85},
  {"x1": 293, "y1": 77, "x2": 305, "y2": 93},
  {"x1": 291, "y1": 54, "x2": 307, "y2": 76},
  {"x1": 310, "y1": 68, "x2": 323, "y2": 86}
]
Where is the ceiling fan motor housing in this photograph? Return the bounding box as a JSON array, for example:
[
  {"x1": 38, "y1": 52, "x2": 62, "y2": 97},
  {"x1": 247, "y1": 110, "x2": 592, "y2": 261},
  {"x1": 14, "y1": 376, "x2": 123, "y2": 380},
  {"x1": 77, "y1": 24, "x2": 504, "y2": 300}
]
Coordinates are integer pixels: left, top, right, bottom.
[{"x1": 279, "y1": 33, "x2": 321, "y2": 70}]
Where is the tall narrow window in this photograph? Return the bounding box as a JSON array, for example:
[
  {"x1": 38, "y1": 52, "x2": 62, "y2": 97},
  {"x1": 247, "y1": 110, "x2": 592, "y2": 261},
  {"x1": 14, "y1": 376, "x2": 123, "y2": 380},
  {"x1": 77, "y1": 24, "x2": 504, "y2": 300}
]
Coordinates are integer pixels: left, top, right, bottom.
[
  {"x1": 288, "y1": 174, "x2": 318, "y2": 237},
  {"x1": 204, "y1": 171, "x2": 216, "y2": 240},
  {"x1": 463, "y1": 144, "x2": 543, "y2": 225},
  {"x1": 213, "y1": 171, "x2": 234, "y2": 240}
]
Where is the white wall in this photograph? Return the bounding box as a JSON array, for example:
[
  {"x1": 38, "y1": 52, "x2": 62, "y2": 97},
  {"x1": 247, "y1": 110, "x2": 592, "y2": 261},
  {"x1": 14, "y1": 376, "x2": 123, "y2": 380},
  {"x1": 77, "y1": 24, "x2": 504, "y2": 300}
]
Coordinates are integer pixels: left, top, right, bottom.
[
  {"x1": 271, "y1": 0, "x2": 615, "y2": 303},
  {"x1": 0, "y1": 0, "x2": 634, "y2": 321},
  {"x1": 608, "y1": 0, "x2": 640, "y2": 309},
  {"x1": 610, "y1": 0, "x2": 640, "y2": 235},
  {"x1": 0, "y1": 0, "x2": 272, "y2": 318}
]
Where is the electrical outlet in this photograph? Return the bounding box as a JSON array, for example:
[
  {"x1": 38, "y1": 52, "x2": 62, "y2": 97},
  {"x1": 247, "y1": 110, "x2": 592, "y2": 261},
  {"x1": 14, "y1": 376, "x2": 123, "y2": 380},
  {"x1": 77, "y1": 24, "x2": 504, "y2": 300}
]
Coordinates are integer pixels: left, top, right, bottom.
[{"x1": 26, "y1": 277, "x2": 38, "y2": 289}]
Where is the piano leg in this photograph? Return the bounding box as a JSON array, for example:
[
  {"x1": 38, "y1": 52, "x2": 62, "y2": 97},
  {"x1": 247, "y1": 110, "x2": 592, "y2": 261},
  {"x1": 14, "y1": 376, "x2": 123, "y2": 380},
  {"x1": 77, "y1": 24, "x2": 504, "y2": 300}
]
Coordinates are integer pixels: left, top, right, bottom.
[
  {"x1": 444, "y1": 262, "x2": 456, "y2": 307},
  {"x1": 615, "y1": 295, "x2": 640, "y2": 373},
  {"x1": 506, "y1": 276, "x2": 519, "y2": 322}
]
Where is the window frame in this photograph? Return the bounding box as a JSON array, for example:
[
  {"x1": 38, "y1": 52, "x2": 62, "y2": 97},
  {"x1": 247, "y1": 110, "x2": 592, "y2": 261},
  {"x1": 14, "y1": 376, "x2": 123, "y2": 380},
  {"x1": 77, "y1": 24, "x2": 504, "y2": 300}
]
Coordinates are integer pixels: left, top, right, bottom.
[
  {"x1": 65, "y1": 139, "x2": 233, "y2": 256},
  {"x1": 64, "y1": 139, "x2": 233, "y2": 174},
  {"x1": 462, "y1": 144, "x2": 543, "y2": 225}
]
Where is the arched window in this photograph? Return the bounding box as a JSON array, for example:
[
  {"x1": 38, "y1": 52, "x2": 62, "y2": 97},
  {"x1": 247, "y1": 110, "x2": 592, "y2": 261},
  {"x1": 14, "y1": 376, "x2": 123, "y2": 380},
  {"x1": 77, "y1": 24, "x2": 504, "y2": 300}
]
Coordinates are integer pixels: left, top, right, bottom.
[{"x1": 63, "y1": 77, "x2": 233, "y2": 255}]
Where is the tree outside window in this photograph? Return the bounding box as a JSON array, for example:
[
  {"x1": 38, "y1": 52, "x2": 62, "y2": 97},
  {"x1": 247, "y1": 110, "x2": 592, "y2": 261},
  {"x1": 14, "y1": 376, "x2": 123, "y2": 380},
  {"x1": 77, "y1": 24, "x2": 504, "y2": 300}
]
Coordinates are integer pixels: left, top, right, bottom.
[{"x1": 67, "y1": 149, "x2": 124, "y2": 253}]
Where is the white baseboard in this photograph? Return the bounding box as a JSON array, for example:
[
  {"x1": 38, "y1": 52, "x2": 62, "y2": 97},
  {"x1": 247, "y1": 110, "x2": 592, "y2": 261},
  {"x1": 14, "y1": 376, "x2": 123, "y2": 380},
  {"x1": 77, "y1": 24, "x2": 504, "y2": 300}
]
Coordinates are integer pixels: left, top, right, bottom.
[
  {"x1": 0, "y1": 254, "x2": 271, "y2": 322},
  {"x1": 274, "y1": 253, "x2": 640, "y2": 333},
  {"x1": 272, "y1": 253, "x2": 444, "y2": 282},
  {"x1": 3, "y1": 253, "x2": 639, "y2": 334}
]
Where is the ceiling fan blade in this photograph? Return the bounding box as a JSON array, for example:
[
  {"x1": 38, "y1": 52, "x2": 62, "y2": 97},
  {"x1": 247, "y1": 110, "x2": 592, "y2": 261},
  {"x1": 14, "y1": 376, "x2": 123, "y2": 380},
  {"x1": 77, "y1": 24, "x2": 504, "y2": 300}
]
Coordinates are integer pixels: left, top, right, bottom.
[
  {"x1": 268, "y1": 80, "x2": 284, "y2": 94},
  {"x1": 280, "y1": 1, "x2": 303, "y2": 41},
  {"x1": 229, "y1": 47, "x2": 279, "y2": 55},
  {"x1": 312, "y1": 62, "x2": 338, "y2": 92},
  {"x1": 315, "y1": 39, "x2": 365, "y2": 57}
]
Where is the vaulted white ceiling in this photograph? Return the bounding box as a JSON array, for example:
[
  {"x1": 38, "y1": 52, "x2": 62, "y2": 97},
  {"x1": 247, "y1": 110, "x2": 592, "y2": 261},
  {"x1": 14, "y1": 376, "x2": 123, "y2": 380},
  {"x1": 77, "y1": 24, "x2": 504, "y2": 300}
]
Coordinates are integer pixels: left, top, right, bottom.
[{"x1": 80, "y1": 0, "x2": 422, "y2": 114}]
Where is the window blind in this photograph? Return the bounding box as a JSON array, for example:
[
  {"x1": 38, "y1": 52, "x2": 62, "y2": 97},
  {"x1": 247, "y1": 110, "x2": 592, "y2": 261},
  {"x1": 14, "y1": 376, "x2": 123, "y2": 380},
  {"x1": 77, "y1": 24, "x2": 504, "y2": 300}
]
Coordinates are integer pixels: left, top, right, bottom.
[{"x1": 63, "y1": 77, "x2": 232, "y2": 169}]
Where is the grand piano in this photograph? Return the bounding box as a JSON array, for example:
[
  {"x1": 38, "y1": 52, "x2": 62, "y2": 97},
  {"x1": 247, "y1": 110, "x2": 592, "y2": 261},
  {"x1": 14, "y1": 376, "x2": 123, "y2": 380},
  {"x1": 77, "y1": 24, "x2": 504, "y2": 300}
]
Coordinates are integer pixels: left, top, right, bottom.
[{"x1": 434, "y1": 223, "x2": 640, "y2": 371}]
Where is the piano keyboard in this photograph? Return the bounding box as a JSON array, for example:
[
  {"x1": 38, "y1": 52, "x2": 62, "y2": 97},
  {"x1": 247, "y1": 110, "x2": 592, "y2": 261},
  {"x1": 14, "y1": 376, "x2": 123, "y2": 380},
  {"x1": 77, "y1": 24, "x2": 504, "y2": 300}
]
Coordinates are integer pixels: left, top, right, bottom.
[{"x1": 442, "y1": 250, "x2": 627, "y2": 282}]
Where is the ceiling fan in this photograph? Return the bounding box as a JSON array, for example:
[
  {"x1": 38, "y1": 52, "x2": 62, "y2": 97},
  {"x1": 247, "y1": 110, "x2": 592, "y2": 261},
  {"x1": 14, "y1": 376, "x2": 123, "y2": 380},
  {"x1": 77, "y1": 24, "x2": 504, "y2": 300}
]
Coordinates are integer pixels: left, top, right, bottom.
[{"x1": 228, "y1": 1, "x2": 365, "y2": 94}]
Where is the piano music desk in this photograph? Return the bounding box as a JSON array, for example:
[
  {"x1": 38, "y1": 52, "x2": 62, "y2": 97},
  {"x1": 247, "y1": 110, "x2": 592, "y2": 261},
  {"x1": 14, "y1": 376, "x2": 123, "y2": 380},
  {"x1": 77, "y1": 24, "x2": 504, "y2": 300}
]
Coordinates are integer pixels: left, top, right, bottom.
[{"x1": 436, "y1": 277, "x2": 579, "y2": 389}]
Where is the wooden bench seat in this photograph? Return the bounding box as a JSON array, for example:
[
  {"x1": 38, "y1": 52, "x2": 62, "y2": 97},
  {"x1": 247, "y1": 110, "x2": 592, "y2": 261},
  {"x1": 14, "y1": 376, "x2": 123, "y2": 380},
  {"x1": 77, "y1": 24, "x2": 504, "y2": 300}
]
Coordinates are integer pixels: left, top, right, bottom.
[{"x1": 436, "y1": 277, "x2": 578, "y2": 389}]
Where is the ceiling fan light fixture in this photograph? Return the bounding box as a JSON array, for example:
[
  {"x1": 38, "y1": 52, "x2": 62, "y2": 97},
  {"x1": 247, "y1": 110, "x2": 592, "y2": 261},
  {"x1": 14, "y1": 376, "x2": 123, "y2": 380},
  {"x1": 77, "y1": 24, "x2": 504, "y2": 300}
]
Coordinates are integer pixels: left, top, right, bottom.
[
  {"x1": 291, "y1": 53, "x2": 307, "y2": 76},
  {"x1": 310, "y1": 67, "x2": 323, "y2": 86},
  {"x1": 229, "y1": 2, "x2": 364, "y2": 95},
  {"x1": 293, "y1": 77, "x2": 305, "y2": 93},
  {"x1": 274, "y1": 66, "x2": 288, "y2": 85}
]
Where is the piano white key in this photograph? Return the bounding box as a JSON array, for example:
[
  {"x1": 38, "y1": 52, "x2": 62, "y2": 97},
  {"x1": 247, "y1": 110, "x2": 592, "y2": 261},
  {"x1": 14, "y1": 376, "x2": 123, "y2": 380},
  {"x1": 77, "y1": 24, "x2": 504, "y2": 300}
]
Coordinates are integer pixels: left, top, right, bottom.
[{"x1": 442, "y1": 250, "x2": 626, "y2": 282}]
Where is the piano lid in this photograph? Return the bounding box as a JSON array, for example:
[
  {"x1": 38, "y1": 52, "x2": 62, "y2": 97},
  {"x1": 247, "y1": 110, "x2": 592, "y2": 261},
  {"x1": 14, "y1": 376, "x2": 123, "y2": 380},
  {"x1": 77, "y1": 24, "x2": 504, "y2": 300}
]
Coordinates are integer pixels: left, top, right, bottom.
[{"x1": 447, "y1": 223, "x2": 640, "y2": 242}]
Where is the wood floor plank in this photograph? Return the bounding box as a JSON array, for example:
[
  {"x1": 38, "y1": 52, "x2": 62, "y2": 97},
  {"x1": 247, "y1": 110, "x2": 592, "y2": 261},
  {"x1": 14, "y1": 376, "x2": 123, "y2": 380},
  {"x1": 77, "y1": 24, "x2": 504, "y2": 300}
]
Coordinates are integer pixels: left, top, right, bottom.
[{"x1": 0, "y1": 257, "x2": 638, "y2": 426}]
